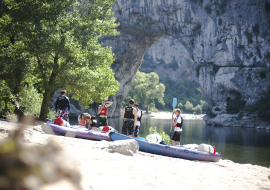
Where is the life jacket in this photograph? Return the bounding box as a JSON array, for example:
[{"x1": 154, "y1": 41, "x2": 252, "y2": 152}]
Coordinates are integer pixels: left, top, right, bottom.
[
  {"x1": 124, "y1": 106, "x2": 134, "y2": 119},
  {"x1": 100, "y1": 106, "x2": 107, "y2": 116},
  {"x1": 137, "y1": 110, "x2": 142, "y2": 121},
  {"x1": 57, "y1": 95, "x2": 69, "y2": 110},
  {"x1": 174, "y1": 115, "x2": 183, "y2": 128}
]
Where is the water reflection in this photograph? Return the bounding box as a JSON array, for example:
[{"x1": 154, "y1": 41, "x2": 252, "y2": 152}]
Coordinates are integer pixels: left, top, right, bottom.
[{"x1": 69, "y1": 117, "x2": 270, "y2": 167}]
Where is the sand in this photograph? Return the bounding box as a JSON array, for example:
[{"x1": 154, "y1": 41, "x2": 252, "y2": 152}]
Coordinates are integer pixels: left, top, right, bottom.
[{"x1": 0, "y1": 120, "x2": 270, "y2": 190}]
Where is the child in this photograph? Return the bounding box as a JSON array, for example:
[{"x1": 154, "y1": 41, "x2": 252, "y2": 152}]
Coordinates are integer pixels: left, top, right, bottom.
[
  {"x1": 85, "y1": 114, "x2": 92, "y2": 130},
  {"x1": 91, "y1": 115, "x2": 98, "y2": 130},
  {"x1": 78, "y1": 113, "x2": 86, "y2": 126},
  {"x1": 171, "y1": 109, "x2": 183, "y2": 146}
]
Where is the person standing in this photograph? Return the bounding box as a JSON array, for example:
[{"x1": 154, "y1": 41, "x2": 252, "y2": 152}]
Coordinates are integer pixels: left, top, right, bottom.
[
  {"x1": 171, "y1": 109, "x2": 183, "y2": 146},
  {"x1": 133, "y1": 104, "x2": 142, "y2": 138},
  {"x1": 55, "y1": 90, "x2": 70, "y2": 121},
  {"x1": 98, "y1": 99, "x2": 113, "y2": 126},
  {"x1": 122, "y1": 99, "x2": 137, "y2": 137}
]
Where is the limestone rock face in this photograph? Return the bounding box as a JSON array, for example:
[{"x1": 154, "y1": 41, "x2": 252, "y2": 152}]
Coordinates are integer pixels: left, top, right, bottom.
[
  {"x1": 141, "y1": 36, "x2": 198, "y2": 82},
  {"x1": 100, "y1": 0, "x2": 270, "y2": 117}
]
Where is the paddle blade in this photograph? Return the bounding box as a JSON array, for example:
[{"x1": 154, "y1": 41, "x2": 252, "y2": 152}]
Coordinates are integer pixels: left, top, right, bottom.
[{"x1": 172, "y1": 98, "x2": 177, "y2": 109}]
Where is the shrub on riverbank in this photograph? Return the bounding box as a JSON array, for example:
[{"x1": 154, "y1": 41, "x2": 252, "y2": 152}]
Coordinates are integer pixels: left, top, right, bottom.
[{"x1": 149, "y1": 127, "x2": 170, "y2": 144}]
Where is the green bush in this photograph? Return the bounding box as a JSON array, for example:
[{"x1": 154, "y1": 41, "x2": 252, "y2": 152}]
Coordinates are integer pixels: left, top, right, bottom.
[
  {"x1": 149, "y1": 127, "x2": 170, "y2": 144},
  {"x1": 245, "y1": 87, "x2": 270, "y2": 121},
  {"x1": 0, "y1": 81, "x2": 15, "y2": 119},
  {"x1": 18, "y1": 85, "x2": 43, "y2": 116},
  {"x1": 185, "y1": 101, "x2": 194, "y2": 113},
  {"x1": 192, "y1": 104, "x2": 202, "y2": 114}
]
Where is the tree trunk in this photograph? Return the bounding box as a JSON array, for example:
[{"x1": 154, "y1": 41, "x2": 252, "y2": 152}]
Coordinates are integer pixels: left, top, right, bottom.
[
  {"x1": 38, "y1": 55, "x2": 59, "y2": 121},
  {"x1": 146, "y1": 106, "x2": 149, "y2": 114},
  {"x1": 39, "y1": 89, "x2": 55, "y2": 121}
]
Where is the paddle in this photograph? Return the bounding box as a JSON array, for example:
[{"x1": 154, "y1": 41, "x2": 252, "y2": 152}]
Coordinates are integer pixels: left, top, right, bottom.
[{"x1": 170, "y1": 98, "x2": 177, "y2": 145}]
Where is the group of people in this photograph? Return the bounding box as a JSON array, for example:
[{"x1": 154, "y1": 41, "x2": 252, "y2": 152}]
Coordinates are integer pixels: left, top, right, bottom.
[
  {"x1": 54, "y1": 91, "x2": 113, "y2": 130},
  {"x1": 55, "y1": 90, "x2": 182, "y2": 145},
  {"x1": 78, "y1": 113, "x2": 98, "y2": 130}
]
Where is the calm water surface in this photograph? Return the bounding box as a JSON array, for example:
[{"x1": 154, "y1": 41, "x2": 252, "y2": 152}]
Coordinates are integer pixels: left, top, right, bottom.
[{"x1": 70, "y1": 117, "x2": 270, "y2": 167}]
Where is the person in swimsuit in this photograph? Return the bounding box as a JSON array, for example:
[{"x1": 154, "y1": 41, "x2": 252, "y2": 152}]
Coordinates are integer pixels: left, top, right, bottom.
[
  {"x1": 85, "y1": 114, "x2": 92, "y2": 130},
  {"x1": 78, "y1": 113, "x2": 86, "y2": 126},
  {"x1": 98, "y1": 99, "x2": 113, "y2": 126}
]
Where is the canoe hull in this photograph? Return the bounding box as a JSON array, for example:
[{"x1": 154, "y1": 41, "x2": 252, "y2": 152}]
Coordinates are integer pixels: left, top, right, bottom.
[
  {"x1": 109, "y1": 132, "x2": 221, "y2": 162},
  {"x1": 42, "y1": 123, "x2": 110, "y2": 141}
]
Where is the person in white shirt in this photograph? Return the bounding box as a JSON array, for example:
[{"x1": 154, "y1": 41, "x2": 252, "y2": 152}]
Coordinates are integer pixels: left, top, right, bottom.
[
  {"x1": 134, "y1": 104, "x2": 142, "y2": 138},
  {"x1": 171, "y1": 109, "x2": 183, "y2": 146}
]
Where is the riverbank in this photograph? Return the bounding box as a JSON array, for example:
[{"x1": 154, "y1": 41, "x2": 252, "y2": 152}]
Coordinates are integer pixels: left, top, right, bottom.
[
  {"x1": 141, "y1": 111, "x2": 205, "y2": 120},
  {"x1": 0, "y1": 121, "x2": 270, "y2": 190}
]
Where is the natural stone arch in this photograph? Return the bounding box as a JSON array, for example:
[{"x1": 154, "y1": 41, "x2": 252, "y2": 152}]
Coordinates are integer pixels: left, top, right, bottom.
[{"x1": 101, "y1": 0, "x2": 270, "y2": 117}]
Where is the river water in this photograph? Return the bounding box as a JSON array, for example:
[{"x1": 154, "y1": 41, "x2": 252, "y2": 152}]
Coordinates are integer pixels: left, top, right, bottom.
[{"x1": 69, "y1": 117, "x2": 270, "y2": 167}]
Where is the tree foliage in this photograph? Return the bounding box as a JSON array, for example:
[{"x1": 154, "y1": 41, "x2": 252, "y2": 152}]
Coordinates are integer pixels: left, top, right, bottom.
[
  {"x1": 155, "y1": 77, "x2": 209, "y2": 113},
  {"x1": 123, "y1": 71, "x2": 165, "y2": 113},
  {"x1": 0, "y1": 0, "x2": 119, "y2": 120},
  {"x1": 18, "y1": 85, "x2": 43, "y2": 117},
  {"x1": 246, "y1": 87, "x2": 270, "y2": 121}
]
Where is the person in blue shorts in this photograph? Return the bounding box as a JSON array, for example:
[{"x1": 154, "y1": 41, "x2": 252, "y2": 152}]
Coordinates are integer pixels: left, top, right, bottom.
[{"x1": 121, "y1": 99, "x2": 137, "y2": 137}]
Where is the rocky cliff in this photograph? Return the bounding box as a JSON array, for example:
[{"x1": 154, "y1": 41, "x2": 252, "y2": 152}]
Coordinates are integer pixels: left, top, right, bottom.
[
  {"x1": 61, "y1": 0, "x2": 270, "y2": 125},
  {"x1": 100, "y1": 0, "x2": 270, "y2": 122},
  {"x1": 140, "y1": 36, "x2": 198, "y2": 82}
]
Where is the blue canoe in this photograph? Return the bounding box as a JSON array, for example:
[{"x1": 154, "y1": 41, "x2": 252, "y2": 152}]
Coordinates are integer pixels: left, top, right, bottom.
[
  {"x1": 42, "y1": 123, "x2": 110, "y2": 141},
  {"x1": 109, "y1": 132, "x2": 221, "y2": 162}
]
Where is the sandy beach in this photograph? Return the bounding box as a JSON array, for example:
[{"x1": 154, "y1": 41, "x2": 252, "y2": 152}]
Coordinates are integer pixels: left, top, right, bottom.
[{"x1": 0, "y1": 120, "x2": 270, "y2": 190}]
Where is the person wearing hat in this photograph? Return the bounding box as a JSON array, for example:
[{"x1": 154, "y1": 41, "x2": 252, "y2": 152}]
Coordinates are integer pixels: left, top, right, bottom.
[{"x1": 134, "y1": 104, "x2": 142, "y2": 138}]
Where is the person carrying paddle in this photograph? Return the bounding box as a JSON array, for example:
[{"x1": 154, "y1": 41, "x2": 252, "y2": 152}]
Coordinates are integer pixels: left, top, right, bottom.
[
  {"x1": 171, "y1": 109, "x2": 183, "y2": 146},
  {"x1": 98, "y1": 99, "x2": 113, "y2": 126},
  {"x1": 122, "y1": 99, "x2": 137, "y2": 137},
  {"x1": 133, "y1": 104, "x2": 142, "y2": 138}
]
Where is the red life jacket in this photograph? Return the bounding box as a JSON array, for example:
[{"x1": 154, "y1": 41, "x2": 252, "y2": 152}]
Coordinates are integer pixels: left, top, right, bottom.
[{"x1": 100, "y1": 106, "x2": 107, "y2": 116}]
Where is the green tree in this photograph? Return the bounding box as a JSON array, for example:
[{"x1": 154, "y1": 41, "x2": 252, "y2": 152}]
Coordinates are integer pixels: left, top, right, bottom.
[
  {"x1": 0, "y1": 81, "x2": 15, "y2": 118},
  {"x1": 18, "y1": 85, "x2": 43, "y2": 117},
  {"x1": 124, "y1": 71, "x2": 165, "y2": 113},
  {"x1": 185, "y1": 101, "x2": 194, "y2": 113},
  {"x1": 192, "y1": 104, "x2": 202, "y2": 114},
  {"x1": 0, "y1": 0, "x2": 119, "y2": 120}
]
